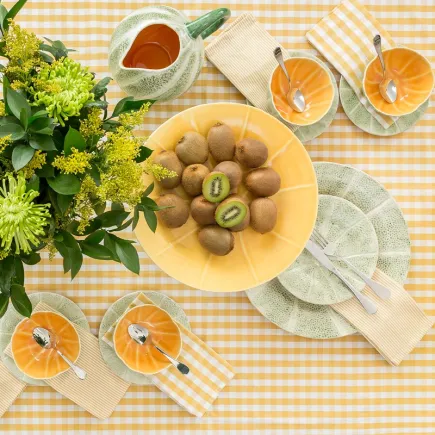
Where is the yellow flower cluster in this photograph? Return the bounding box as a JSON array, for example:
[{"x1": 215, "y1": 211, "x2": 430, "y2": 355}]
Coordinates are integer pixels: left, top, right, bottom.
[
  {"x1": 0, "y1": 136, "x2": 12, "y2": 154},
  {"x1": 143, "y1": 158, "x2": 178, "y2": 181},
  {"x1": 73, "y1": 175, "x2": 98, "y2": 234},
  {"x1": 0, "y1": 101, "x2": 5, "y2": 117},
  {"x1": 105, "y1": 126, "x2": 142, "y2": 163},
  {"x1": 53, "y1": 148, "x2": 93, "y2": 174},
  {"x1": 80, "y1": 108, "x2": 104, "y2": 140},
  {"x1": 20, "y1": 151, "x2": 46, "y2": 179},
  {"x1": 119, "y1": 103, "x2": 152, "y2": 128}
]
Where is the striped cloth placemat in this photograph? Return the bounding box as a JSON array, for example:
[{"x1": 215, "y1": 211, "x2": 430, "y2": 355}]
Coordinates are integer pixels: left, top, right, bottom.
[{"x1": 0, "y1": 361, "x2": 26, "y2": 418}]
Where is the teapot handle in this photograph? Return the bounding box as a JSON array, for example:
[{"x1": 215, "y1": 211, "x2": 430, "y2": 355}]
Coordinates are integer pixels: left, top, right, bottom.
[{"x1": 186, "y1": 8, "x2": 231, "y2": 40}]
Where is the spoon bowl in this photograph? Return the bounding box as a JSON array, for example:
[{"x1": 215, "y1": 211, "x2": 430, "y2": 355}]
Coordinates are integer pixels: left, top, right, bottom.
[{"x1": 373, "y1": 35, "x2": 397, "y2": 104}]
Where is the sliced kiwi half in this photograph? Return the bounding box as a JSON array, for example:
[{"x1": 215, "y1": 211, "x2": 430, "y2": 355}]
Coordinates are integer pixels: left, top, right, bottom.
[
  {"x1": 215, "y1": 196, "x2": 248, "y2": 228},
  {"x1": 202, "y1": 172, "x2": 231, "y2": 203}
]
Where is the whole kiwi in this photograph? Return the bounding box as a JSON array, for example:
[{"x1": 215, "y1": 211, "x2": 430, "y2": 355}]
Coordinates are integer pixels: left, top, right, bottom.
[
  {"x1": 175, "y1": 131, "x2": 208, "y2": 165},
  {"x1": 155, "y1": 194, "x2": 190, "y2": 228},
  {"x1": 153, "y1": 150, "x2": 183, "y2": 189},
  {"x1": 235, "y1": 138, "x2": 268, "y2": 168},
  {"x1": 250, "y1": 198, "x2": 277, "y2": 234},
  {"x1": 191, "y1": 195, "x2": 218, "y2": 225},
  {"x1": 207, "y1": 123, "x2": 236, "y2": 162},
  {"x1": 213, "y1": 161, "x2": 243, "y2": 191},
  {"x1": 181, "y1": 164, "x2": 210, "y2": 196},
  {"x1": 198, "y1": 225, "x2": 235, "y2": 256},
  {"x1": 245, "y1": 167, "x2": 281, "y2": 197}
]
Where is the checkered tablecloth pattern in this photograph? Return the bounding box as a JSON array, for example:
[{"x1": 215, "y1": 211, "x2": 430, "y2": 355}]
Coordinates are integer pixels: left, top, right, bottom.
[{"x1": 1, "y1": 1, "x2": 434, "y2": 433}]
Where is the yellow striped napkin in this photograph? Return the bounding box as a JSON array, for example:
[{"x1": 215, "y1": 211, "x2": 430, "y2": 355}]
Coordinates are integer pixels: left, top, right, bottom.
[
  {"x1": 332, "y1": 269, "x2": 434, "y2": 366},
  {"x1": 0, "y1": 360, "x2": 26, "y2": 417},
  {"x1": 306, "y1": 0, "x2": 396, "y2": 129},
  {"x1": 103, "y1": 293, "x2": 235, "y2": 418}
]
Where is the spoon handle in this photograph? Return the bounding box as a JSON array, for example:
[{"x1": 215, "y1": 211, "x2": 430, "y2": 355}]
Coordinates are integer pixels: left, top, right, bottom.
[
  {"x1": 273, "y1": 47, "x2": 292, "y2": 86},
  {"x1": 373, "y1": 35, "x2": 386, "y2": 73},
  {"x1": 155, "y1": 346, "x2": 190, "y2": 375},
  {"x1": 57, "y1": 350, "x2": 87, "y2": 380}
]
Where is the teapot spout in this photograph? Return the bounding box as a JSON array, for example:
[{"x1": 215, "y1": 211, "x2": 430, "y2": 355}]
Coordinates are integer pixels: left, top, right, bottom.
[{"x1": 186, "y1": 8, "x2": 230, "y2": 40}]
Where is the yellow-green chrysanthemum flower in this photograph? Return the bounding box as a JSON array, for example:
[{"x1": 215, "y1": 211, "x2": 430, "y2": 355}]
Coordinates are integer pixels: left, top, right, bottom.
[
  {"x1": 0, "y1": 176, "x2": 50, "y2": 254},
  {"x1": 30, "y1": 57, "x2": 95, "y2": 126}
]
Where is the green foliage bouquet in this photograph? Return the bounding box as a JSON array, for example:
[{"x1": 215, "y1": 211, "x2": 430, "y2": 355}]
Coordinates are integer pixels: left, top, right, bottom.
[{"x1": 0, "y1": 0, "x2": 175, "y2": 318}]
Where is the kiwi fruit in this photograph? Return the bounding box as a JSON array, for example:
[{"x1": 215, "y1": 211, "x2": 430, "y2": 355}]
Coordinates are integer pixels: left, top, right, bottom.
[
  {"x1": 215, "y1": 196, "x2": 248, "y2": 229},
  {"x1": 245, "y1": 167, "x2": 281, "y2": 197},
  {"x1": 202, "y1": 172, "x2": 231, "y2": 203},
  {"x1": 191, "y1": 195, "x2": 218, "y2": 225},
  {"x1": 175, "y1": 131, "x2": 208, "y2": 165},
  {"x1": 250, "y1": 198, "x2": 277, "y2": 234},
  {"x1": 213, "y1": 161, "x2": 242, "y2": 191},
  {"x1": 207, "y1": 123, "x2": 236, "y2": 162},
  {"x1": 181, "y1": 164, "x2": 210, "y2": 196},
  {"x1": 198, "y1": 225, "x2": 235, "y2": 256},
  {"x1": 230, "y1": 206, "x2": 250, "y2": 232},
  {"x1": 152, "y1": 150, "x2": 183, "y2": 189},
  {"x1": 155, "y1": 194, "x2": 189, "y2": 228},
  {"x1": 235, "y1": 138, "x2": 268, "y2": 168}
]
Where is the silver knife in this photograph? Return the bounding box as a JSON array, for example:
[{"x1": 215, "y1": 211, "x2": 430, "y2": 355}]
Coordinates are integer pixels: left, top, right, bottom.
[{"x1": 305, "y1": 240, "x2": 377, "y2": 314}]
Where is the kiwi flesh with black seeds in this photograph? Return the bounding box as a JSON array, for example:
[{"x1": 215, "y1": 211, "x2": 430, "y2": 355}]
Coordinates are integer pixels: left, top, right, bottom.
[
  {"x1": 155, "y1": 194, "x2": 190, "y2": 228},
  {"x1": 191, "y1": 195, "x2": 218, "y2": 225},
  {"x1": 250, "y1": 197, "x2": 277, "y2": 234},
  {"x1": 213, "y1": 161, "x2": 242, "y2": 191},
  {"x1": 235, "y1": 138, "x2": 268, "y2": 168},
  {"x1": 215, "y1": 196, "x2": 248, "y2": 229},
  {"x1": 245, "y1": 167, "x2": 281, "y2": 197},
  {"x1": 181, "y1": 164, "x2": 210, "y2": 196},
  {"x1": 202, "y1": 172, "x2": 231, "y2": 203},
  {"x1": 198, "y1": 225, "x2": 235, "y2": 256},
  {"x1": 175, "y1": 131, "x2": 208, "y2": 165},
  {"x1": 207, "y1": 123, "x2": 236, "y2": 162},
  {"x1": 153, "y1": 150, "x2": 183, "y2": 189}
]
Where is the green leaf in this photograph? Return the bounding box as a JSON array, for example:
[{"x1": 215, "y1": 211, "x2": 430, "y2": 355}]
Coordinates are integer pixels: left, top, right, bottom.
[
  {"x1": 0, "y1": 257, "x2": 15, "y2": 295},
  {"x1": 12, "y1": 145, "x2": 35, "y2": 171},
  {"x1": 102, "y1": 119, "x2": 121, "y2": 132},
  {"x1": 53, "y1": 240, "x2": 71, "y2": 273},
  {"x1": 39, "y1": 50, "x2": 54, "y2": 63},
  {"x1": 109, "y1": 217, "x2": 133, "y2": 232},
  {"x1": 59, "y1": 231, "x2": 83, "y2": 279},
  {"x1": 135, "y1": 146, "x2": 153, "y2": 163},
  {"x1": 28, "y1": 110, "x2": 48, "y2": 123},
  {"x1": 103, "y1": 233, "x2": 120, "y2": 262},
  {"x1": 26, "y1": 175, "x2": 39, "y2": 192},
  {"x1": 85, "y1": 229, "x2": 106, "y2": 244},
  {"x1": 6, "y1": 87, "x2": 31, "y2": 120},
  {"x1": 53, "y1": 233, "x2": 64, "y2": 242},
  {"x1": 0, "y1": 293, "x2": 9, "y2": 319},
  {"x1": 3, "y1": 0, "x2": 28, "y2": 31},
  {"x1": 13, "y1": 257, "x2": 24, "y2": 286},
  {"x1": 47, "y1": 174, "x2": 81, "y2": 195},
  {"x1": 2, "y1": 75, "x2": 11, "y2": 115},
  {"x1": 29, "y1": 134, "x2": 56, "y2": 150},
  {"x1": 80, "y1": 242, "x2": 113, "y2": 260},
  {"x1": 0, "y1": 6, "x2": 8, "y2": 31},
  {"x1": 111, "y1": 97, "x2": 154, "y2": 119},
  {"x1": 0, "y1": 123, "x2": 26, "y2": 140},
  {"x1": 10, "y1": 284, "x2": 32, "y2": 318},
  {"x1": 20, "y1": 108, "x2": 28, "y2": 130},
  {"x1": 140, "y1": 197, "x2": 160, "y2": 211},
  {"x1": 28, "y1": 117, "x2": 54, "y2": 134},
  {"x1": 20, "y1": 252, "x2": 41, "y2": 265},
  {"x1": 92, "y1": 77, "x2": 112, "y2": 99},
  {"x1": 142, "y1": 182, "x2": 154, "y2": 198},
  {"x1": 143, "y1": 208, "x2": 157, "y2": 233},
  {"x1": 132, "y1": 207, "x2": 140, "y2": 230},
  {"x1": 111, "y1": 202, "x2": 124, "y2": 211},
  {"x1": 108, "y1": 234, "x2": 140, "y2": 275},
  {"x1": 83, "y1": 100, "x2": 108, "y2": 110},
  {"x1": 64, "y1": 127, "x2": 86, "y2": 155},
  {"x1": 35, "y1": 163, "x2": 55, "y2": 178},
  {"x1": 57, "y1": 194, "x2": 73, "y2": 215},
  {"x1": 98, "y1": 210, "x2": 130, "y2": 228}
]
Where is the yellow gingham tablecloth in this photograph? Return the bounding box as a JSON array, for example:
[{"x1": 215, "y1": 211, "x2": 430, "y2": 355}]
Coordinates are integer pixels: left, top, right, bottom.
[{"x1": 2, "y1": 1, "x2": 434, "y2": 433}]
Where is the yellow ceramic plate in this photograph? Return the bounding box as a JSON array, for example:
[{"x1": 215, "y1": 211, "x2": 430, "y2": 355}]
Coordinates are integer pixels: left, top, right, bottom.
[
  {"x1": 135, "y1": 103, "x2": 318, "y2": 292},
  {"x1": 363, "y1": 47, "x2": 434, "y2": 116},
  {"x1": 269, "y1": 57, "x2": 334, "y2": 126}
]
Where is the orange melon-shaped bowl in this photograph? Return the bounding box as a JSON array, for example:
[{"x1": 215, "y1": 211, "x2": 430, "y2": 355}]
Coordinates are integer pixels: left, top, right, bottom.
[
  {"x1": 113, "y1": 305, "x2": 182, "y2": 375},
  {"x1": 11, "y1": 311, "x2": 81, "y2": 380},
  {"x1": 363, "y1": 47, "x2": 434, "y2": 116},
  {"x1": 269, "y1": 57, "x2": 334, "y2": 126}
]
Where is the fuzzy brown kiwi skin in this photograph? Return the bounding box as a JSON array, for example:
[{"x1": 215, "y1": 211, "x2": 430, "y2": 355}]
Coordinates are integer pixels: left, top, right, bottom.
[
  {"x1": 175, "y1": 131, "x2": 208, "y2": 165},
  {"x1": 213, "y1": 161, "x2": 242, "y2": 192},
  {"x1": 250, "y1": 198, "x2": 277, "y2": 234},
  {"x1": 207, "y1": 123, "x2": 236, "y2": 162},
  {"x1": 155, "y1": 194, "x2": 190, "y2": 228},
  {"x1": 198, "y1": 225, "x2": 235, "y2": 256},
  {"x1": 191, "y1": 195, "x2": 218, "y2": 225},
  {"x1": 153, "y1": 151, "x2": 183, "y2": 189},
  {"x1": 245, "y1": 167, "x2": 281, "y2": 197},
  {"x1": 235, "y1": 138, "x2": 268, "y2": 168},
  {"x1": 181, "y1": 164, "x2": 210, "y2": 196}
]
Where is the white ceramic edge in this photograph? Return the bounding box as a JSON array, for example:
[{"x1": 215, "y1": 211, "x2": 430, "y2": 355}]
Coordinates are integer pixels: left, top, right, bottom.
[
  {"x1": 11, "y1": 310, "x2": 81, "y2": 380},
  {"x1": 362, "y1": 46, "x2": 435, "y2": 117},
  {"x1": 113, "y1": 304, "x2": 182, "y2": 375},
  {"x1": 268, "y1": 57, "x2": 335, "y2": 127}
]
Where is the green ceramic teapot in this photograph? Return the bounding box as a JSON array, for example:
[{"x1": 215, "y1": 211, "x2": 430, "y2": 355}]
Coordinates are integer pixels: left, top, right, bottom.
[{"x1": 108, "y1": 6, "x2": 230, "y2": 102}]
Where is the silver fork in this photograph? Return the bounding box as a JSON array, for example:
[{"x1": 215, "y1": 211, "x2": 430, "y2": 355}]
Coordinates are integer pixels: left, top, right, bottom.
[{"x1": 312, "y1": 228, "x2": 391, "y2": 300}]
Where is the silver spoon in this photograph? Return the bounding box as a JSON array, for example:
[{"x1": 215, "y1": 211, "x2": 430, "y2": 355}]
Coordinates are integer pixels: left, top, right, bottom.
[
  {"x1": 273, "y1": 47, "x2": 306, "y2": 113},
  {"x1": 373, "y1": 35, "x2": 397, "y2": 103},
  {"x1": 32, "y1": 327, "x2": 87, "y2": 380},
  {"x1": 128, "y1": 323, "x2": 189, "y2": 375}
]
